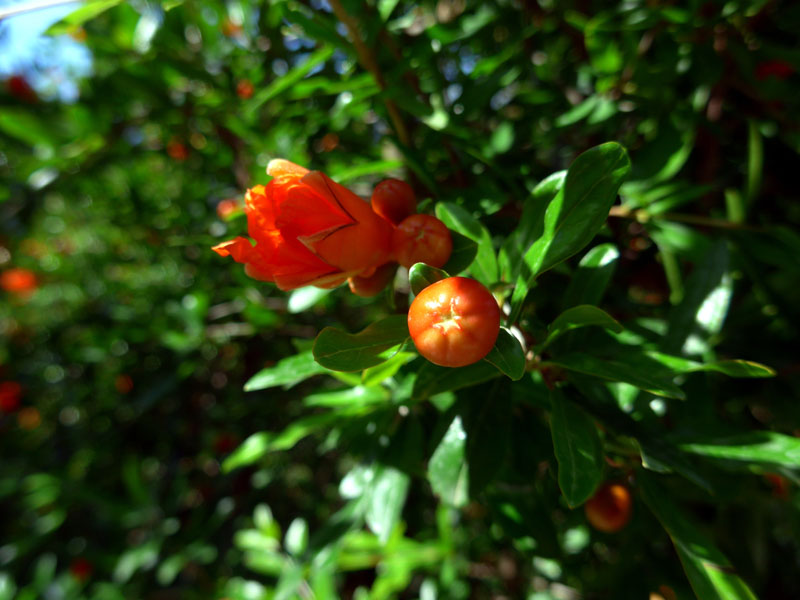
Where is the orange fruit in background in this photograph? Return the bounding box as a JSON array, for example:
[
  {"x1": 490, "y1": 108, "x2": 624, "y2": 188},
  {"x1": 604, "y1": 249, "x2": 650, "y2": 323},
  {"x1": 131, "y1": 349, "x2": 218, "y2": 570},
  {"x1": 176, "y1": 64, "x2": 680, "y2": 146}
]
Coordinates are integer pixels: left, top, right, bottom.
[{"x1": 585, "y1": 482, "x2": 633, "y2": 533}]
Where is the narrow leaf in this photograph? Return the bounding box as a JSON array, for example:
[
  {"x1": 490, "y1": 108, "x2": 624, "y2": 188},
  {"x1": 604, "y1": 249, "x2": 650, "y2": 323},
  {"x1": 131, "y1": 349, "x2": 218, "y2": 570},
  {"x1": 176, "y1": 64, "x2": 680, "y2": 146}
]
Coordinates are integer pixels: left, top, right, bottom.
[
  {"x1": 540, "y1": 305, "x2": 622, "y2": 350},
  {"x1": 549, "y1": 389, "x2": 604, "y2": 507},
  {"x1": 639, "y1": 472, "x2": 759, "y2": 600},
  {"x1": 674, "y1": 432, "x2": 800, "y2": 471},
  {"x1": 244, "y1": 351, "x2": 330, "y2": 391},
  {"x1": 435, "y1": 202, "x2": 498, "y2": 284},
  {"x1": 409, "y1": 263, "x2": 449, "y2": 296},
  {"x1": 313, "y1": 316, "x2": 409, "y2": 371},
  {"x1": 483, "y1": 328, "x2": 526, "y2": 380},
  {"x1": 365, "y1": 467, "x2": 410, "y2": 543},
  {"x1": 547, "y1": 353, "x2": 686, "y2": 399},
  {"x1": 662, "y1": 241, "x2": 732, "y2": 356},
  {"x1": 412, "y1": 361, "x2": 500, "y2": 401},
  {"x1": 562, "y1": 243, "x2": 620, "y2": 308},
  {"x1": 442, "y1": 231, "x2": 478, "y2": 275},
  {"x1": 428, "y1": 416, "x2": 469, "y2": 507}
]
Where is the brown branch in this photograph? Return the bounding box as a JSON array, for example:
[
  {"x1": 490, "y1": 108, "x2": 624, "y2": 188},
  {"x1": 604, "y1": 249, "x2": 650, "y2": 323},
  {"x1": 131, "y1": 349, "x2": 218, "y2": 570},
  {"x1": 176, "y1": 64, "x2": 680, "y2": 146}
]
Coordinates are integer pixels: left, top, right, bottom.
[
  {"x1": 328, "y1": 0, "x2": 411, "y2": 147},
  {"x1": 608, "y1": 205, "x2": 765, "y2": 231}
]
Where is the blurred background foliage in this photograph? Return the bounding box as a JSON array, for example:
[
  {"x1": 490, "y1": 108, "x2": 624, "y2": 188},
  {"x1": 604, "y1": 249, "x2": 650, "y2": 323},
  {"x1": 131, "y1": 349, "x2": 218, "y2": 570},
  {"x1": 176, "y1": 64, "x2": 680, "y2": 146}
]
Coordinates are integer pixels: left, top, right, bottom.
[{"x1": 1, "y1": 0, "x2": 800, "y2": 598}]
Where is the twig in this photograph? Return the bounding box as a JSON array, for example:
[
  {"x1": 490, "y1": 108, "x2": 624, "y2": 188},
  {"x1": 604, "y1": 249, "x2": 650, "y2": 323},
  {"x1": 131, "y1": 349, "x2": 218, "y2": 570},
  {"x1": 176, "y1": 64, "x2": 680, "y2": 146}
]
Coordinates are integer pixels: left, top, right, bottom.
[
  {"x1": 328, "y1": 0, "x2": 410, "y2": 147},
  {"x1": 608, "y1": 205, "x2": 765, "y2": 231}
]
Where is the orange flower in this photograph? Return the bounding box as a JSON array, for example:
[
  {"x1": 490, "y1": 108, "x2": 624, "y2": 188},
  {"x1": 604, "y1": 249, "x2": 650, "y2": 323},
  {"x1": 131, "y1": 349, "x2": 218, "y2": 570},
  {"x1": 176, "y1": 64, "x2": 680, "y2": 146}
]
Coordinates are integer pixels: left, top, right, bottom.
[{"x1": 213, "y1": 159, "x2": 394, "y2": 290}]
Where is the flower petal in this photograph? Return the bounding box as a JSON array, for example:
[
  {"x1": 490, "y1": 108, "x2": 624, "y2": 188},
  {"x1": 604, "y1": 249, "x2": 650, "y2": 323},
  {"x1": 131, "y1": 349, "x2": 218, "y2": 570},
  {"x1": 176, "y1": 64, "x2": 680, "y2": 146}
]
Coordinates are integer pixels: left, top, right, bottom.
[{"x1": 267, "y1": 159, "x2": 309, "y2": 178}]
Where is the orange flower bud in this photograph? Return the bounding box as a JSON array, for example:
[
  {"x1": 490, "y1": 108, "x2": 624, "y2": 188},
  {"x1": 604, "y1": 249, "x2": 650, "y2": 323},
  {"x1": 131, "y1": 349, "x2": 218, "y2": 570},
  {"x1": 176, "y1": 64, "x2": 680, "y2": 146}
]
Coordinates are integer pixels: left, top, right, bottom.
[
  {"x1": 371, "y1": 178, "x2": 416, "y2": 225},
  {"x1": 213, "y1": 159, "x2": 394, "y2": 290}
]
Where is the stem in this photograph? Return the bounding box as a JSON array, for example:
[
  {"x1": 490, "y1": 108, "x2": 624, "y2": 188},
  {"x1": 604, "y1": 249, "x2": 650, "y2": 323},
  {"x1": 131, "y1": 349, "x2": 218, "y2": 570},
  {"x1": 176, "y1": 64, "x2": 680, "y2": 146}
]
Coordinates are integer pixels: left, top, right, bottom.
[{"x1": 328, "y1": 0, "x2": 410, "y2": 147}]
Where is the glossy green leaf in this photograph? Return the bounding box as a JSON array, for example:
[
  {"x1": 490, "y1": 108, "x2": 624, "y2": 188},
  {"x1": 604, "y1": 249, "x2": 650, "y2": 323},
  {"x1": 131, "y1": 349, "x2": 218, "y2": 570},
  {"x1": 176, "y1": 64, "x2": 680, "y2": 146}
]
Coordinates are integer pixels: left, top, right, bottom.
[
  {"x1": 547, "y1": 353, "x2": 686, "y2": 399},
  {"x1": 639, "y1": 472, "x2": 758, "y2": 600},
  {"x1": 549, "y1": 389, "x2": 604, "y2": 507},
  {"x1": 222, "y1": 412, "x2": 361, "y2": 473},
  {"x1": 442, "y1": 231, "x2": 479, "y2": 276},
  {"x1": 287, "y1": 286, "x2": 331, "y2": 314},
  {"x1": 435, "y1": 202, "x2": 498, "y2": 284},
  {"x1": 465, "y1": 387, "x2": 511, "y2": 495},
  {"x1": 483, "y1": 328, "x2": 526, "y2": 380},
  {"x1": 540, "y1": 305, "x2": 622, "y2": 350},
  {"x1": 303, "y1": 385, "x2": 388, "y2": 408},
  {"x1": 663, "y1": 241, "x2": 732, "y2": 356},
  {"x1": 284, "y1": 518, "x2": 308, "y2": 557},
  {"x1": 45, "y1": 0, "x2": 124, "y2": 35},
  {"x1": 412, "y1": 361, "x2": 500, "y2": 401},
  {"x1": 562, "y1": 243, "x2": 620, "y2": 308},
  {"x1": 313, "y1": 316, "x2": 410, "y2": 371},
  {"x1": 674, "y1": 432, "x2": 800, "y2": 471},
  {"x1": 361, "y1": 351, "x2": 416, "y2": 386},
  {"x1": 428, "y1": 416, "x2": 469, "y2": 507},
  {"x1": 499, "y1": 170, "x2": 565, "y2": 282},
  {"x1": 409, "y1": 263, "x2": 449, "y2": 296},
  {"x1": 244, "y1": 351, "x2": 330, "y2": 392},
  {"x1": 525, "y1": 142, "x2": 629, "y2": 276},
  {"x1": 365, "y1": 467, "x2": 410, "y2": 543},
  {"x1": 509, "y1": 143, "x2": 630, "y2": 322}
]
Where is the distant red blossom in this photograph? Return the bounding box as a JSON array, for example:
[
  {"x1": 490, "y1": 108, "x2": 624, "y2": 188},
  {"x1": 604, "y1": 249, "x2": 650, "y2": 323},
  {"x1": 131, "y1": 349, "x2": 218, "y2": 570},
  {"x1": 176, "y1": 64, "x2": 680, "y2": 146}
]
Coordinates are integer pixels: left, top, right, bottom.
[
  {"x1": 236, "y1": 79, "x2": 254, "y2": 99},
  {"x1": 0, "y1": 268, "x2": 38, "y2": 295},
  {"x1": 756, "y1": 60, "x2": 794, "y2": 81},
  {"x1": 6, "y1": 75, "x2": 37, "y2": 103},
  {"x1": 0, "y1": 381, "x2": 22, "y2": 412}
]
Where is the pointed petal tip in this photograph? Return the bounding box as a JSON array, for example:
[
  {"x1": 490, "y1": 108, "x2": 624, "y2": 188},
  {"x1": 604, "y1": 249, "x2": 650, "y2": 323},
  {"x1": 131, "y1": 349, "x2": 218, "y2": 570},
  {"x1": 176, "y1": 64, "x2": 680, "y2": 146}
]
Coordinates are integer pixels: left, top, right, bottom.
[{"x1": 266, "y1": 159, "x2": 309, "y2": 178}]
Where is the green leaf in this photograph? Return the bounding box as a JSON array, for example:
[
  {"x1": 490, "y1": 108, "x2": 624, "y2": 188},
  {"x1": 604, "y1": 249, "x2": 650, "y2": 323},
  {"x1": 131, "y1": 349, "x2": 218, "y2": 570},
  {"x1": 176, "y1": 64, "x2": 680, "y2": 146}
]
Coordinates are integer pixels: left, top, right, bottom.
[
  {"x1": 284, "y1": 518, "x2": 309, "y2": 557},
  {"x1": 365, "y1": 467, "x2": 410, "y2": 543},
  {"x1": 313, "y1": 316, "x2": 410, "y2": 371},
  {"x1": 499, "y1": 170, "x2": 565, "y2": 281},
  {"x1": 639, "y1": 472, "x2": 759, "y2": 600},
  {"x1": 435, "y1": 202, "x2": 498, "y2": 285},
  {"x1": 674, "y1": 432, "x2": 800, "y2": 472},
  {"x1": 540, "y1": 305, "x2": 622, "y2": 350},
  {"x1": 412, "y1": 361, "x2": 500, "y2": 401},
  {"x1": 409, "y1": 263, "x2": 449, "y2": 296},
  {"x1": 0, "y1": 110, "x2": 57, "y2": 148},
  {"x1": 549, "y1": 390, "x2": 604, "y2": 507},
  {"x1": 465, "y1": 386, "x2": 511, "y2": 495},
  {"x1": 245, "y1": 46, "x2": 335, "y2": 116},
  {"x1": 45, "y1": 0, "x2": 123, "y2": 35},
  {"x1": 442, "y1": 232, "x2": 478, "y2": 276},
  {"x1": 483, "y1": 328, "x2": 526, "y2": 380},
  {"x1": 287, "y1": 286, "x2": 331, "y2": 314},
  {"x1": 642, "y1": 353, "x2": 775, "y2": 379},
  {"x1": 222, "y1": 412, "x2": 362, "y2": 473},
  {"x1": 361, "y1": 351, "x2": 416, "y2": 386},
  {"x1": 547, "y1": 353, "x2": 686, "y2": 399},
  {"x1": 244, "y1": 351, "x2": 330, "y2": 391},
  {"x1": 562, "y1": 243, "x2": 620, "y2": 308},
  {"x1": 303, "y1": 385, "x2": 388, "y2": 408},
  {"x1": 525, "y1": 142, "x2": 630, "y2": 277},
  {"x1": 428, "y1": 416, "x2": 469, "y2": 507},
  {"x1": 662, "y1": 241, "x2": 732, "y2": 356},
  {"x1": 509, "y1": 143, "x2": 630, "y2": 323}
]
